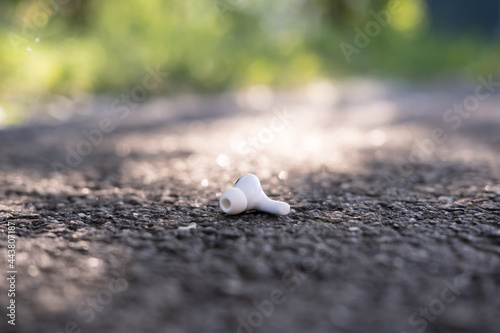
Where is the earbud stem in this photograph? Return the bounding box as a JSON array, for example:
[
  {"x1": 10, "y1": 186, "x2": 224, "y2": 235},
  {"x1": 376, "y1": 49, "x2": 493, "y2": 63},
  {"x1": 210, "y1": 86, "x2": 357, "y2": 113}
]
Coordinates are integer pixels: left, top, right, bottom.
[{"x1": 257, "y1": 198, "x2": 290, "y2": 216}]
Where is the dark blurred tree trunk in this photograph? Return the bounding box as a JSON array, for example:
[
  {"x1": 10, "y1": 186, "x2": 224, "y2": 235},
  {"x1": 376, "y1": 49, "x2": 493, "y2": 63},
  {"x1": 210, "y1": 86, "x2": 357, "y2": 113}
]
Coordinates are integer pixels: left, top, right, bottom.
[
  {"x1": 425, "y1": 0, "x2": 500, "y2": 35},
  {"x1": 313, "y1": 0, "x2": 390, "y2": 26}
]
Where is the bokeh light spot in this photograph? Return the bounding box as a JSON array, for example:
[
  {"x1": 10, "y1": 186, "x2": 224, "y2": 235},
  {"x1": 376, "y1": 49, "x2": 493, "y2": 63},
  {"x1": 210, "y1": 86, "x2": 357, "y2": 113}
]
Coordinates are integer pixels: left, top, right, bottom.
[
  {"x1": 216, "y1": 154, "x2": 230, "y2": 167},
  {"x1": 369, "y1": 129, "x2": 386, "y2": 147}
]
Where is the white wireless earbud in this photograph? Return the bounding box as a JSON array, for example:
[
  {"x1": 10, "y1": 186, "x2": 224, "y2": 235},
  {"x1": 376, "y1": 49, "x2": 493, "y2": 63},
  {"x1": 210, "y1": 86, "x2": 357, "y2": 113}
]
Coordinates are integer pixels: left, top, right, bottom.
[{"x1": 219, "y1": 174, "x2": 290, "y2": 215}]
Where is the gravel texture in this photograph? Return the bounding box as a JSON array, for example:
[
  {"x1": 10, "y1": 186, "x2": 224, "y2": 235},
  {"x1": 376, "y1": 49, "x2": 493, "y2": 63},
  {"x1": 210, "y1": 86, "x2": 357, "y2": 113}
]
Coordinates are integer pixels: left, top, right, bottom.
[{"x1": 0, "y1": 80, "x2": 499, "y2": 333}]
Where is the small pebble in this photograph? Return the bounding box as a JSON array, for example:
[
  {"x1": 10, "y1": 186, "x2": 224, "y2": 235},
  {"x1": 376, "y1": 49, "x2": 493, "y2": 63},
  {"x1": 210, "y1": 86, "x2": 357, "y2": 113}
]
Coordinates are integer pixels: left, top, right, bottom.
[{"x1": 178, "y1": 222, "x2": 197, "y2": 231}]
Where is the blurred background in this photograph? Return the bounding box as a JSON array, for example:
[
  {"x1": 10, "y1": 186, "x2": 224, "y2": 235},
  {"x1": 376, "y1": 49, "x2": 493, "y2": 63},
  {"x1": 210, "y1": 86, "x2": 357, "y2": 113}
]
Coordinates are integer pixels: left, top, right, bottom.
[{"x1": 0, "y1": 0, "x2": 499, "y2": 126}]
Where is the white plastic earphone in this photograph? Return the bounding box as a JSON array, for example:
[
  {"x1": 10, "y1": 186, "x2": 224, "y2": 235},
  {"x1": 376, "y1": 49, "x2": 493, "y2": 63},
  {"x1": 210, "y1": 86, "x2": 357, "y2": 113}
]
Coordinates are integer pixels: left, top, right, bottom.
[{"x1": 219, "y1": 174, "x2": 290, "y2": 215}]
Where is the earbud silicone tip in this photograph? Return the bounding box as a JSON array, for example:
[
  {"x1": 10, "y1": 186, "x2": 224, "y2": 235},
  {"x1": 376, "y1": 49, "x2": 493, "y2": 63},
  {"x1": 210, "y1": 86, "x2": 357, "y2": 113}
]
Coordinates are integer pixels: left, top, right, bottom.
[{"x1": 219, "y1": 187, "x2": 247, "y2": 215}]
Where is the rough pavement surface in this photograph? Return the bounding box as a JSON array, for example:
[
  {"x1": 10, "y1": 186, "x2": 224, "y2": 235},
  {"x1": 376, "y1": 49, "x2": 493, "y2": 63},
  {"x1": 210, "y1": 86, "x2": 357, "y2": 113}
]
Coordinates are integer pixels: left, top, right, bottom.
[{"x1": 0, "y1": 80, "x2": 499, "y2": 333}]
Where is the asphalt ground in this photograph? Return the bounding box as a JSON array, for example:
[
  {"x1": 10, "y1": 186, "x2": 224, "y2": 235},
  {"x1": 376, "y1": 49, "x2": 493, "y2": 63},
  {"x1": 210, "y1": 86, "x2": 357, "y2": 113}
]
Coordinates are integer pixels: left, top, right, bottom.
[{"x1": 0, "y1": 79, "x2": 499, "y2": 333}]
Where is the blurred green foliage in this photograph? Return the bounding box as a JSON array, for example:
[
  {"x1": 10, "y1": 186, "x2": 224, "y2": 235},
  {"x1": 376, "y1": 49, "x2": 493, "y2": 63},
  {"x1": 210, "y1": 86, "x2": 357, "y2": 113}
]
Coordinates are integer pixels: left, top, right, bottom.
[{"x1": 0, "y1": 0, "x2": 499, "y2": 125}]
